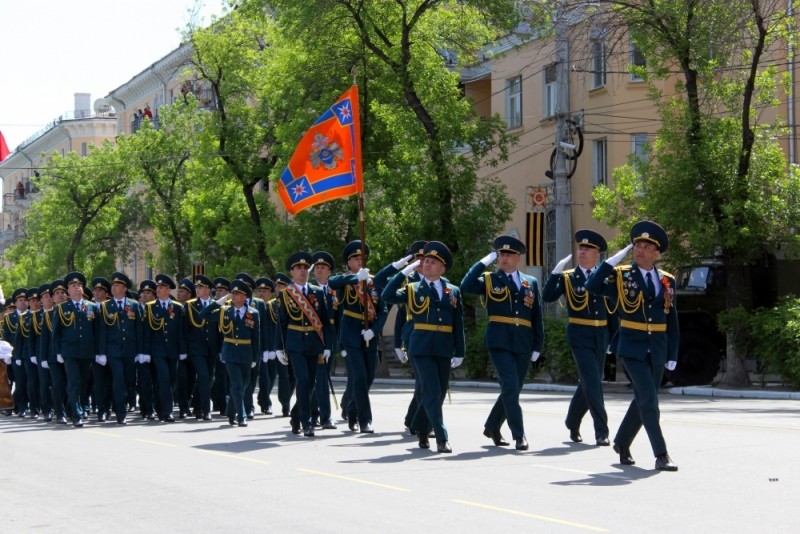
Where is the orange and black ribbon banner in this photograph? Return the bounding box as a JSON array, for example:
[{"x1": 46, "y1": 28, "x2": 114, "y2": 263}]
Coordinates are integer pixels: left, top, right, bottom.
[
  {"x1": 526, "y1": 212, "x2": 544, "y2": 266},
  {"x1": 192, "y1": 263, "x2": 205, "y2": 276}
]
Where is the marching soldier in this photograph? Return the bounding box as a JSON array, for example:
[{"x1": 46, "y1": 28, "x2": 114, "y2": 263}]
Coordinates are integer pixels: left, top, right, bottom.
[
  {"x1": 275, "y1": 252, "x2": 332, "y2": 437},
  {"x1": 542, "y1": 230, "x2": 613, "y2": 445},
  {"x1": 214, "y1": 279, "x2": 261, "y2": 427},
  {"x1": 461, "y1": 236, "x2": 544, "y2": 451},
  {"x1": 52, "y1": 272, "x2": 101, "y2": 428},
  {"x1": 186, "y1": 274, "x2": 221, "y2": 420},
  {"x1": 7, "y1": 289, "x2": 31, "y2": 417},
  {"x1": 46, "y1": 280, "x2": 69, "y2": 423},
  {"x1": 267, "y1": 273, "x2": 294, "y2": 417},
  {"x1": 141, "y1": 274, "x2": 187, "y2": 423},
  {"x1": 97, "y1": 272, "x2": 143, "y2": 425},
  {"x1": 328, "y1": 240, "x2": 388, "y2": 433},
  {"x1": 90, "y1": 277, "x2": 113, "y2": 422},
  {"x1": 234, "y1": 273, "x2": 269, "y2": 420},
  {"x1": 34, "y1": 284, "x2": 55, "y2": 421},
  {"x1": 255, "y1": 277, "x2": 278, "y2": 415},
  {"x1": 382, "y1": 242, "x2": 465, "y2": 453},
  {"x1": 27, "y1": 286, "x2": 49, "y2": 420},
  {"x1": 585, "y1": 221, "x2": 679, "y2": 471},
  {"x1": 19, "y1": 287, "x2": 42, "y2": 419},
  {"x1": 310, "y1": 251, "x2": 339, "y2": 430},
  {"x1": 136, "y1": 280, "x2": 158, "y2": 420},
  {"x1": 209, "y1": 277, "x2": 231, "y2": 416},
  {"x1": 175, "y1": 278, "x2": 197, "y2": 419}
]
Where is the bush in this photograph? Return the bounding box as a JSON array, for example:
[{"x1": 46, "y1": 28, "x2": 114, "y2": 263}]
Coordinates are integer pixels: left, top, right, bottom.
[
  {"x1": 747, "y1": 298, "x2": 800, "y2": 388},
  {"x1": 542, "y1": 315, "x2": 578, "y2": 383}
]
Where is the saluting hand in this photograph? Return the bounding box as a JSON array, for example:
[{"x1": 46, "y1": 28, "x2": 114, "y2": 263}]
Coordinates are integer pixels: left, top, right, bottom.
[
  {"x1": 552, "y1": 255, "x2": 572, "y2": 274},
  {"x1": 607, "y1": 244, "x2": 633, "y2": 267},
  {"x1": 401, "y1": 259, "x2": 421, "y2": 277}
]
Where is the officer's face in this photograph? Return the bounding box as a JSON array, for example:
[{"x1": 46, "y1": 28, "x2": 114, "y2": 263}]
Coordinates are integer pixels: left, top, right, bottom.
[
  {"x1": 256, "y1": 288, "x2": 272, "y2": 300},
  {"x1": 177, "y1": 288, "x2": 191, "y2": 303},
  {"x1": 422, "y1": 257, "x2": 445, "y2": 280},
  {"x1": 67, "y1": 283, "x2": 83, "y2": 302},
  {"x1": 314, "y1": 264, "x2": 331, "y2": 283},
  {"x1": 27, "y1": 297, "x2": 40, "y2": 311},
  {"x1": 41, "y1": 292, "x2": 53, "y2": 309},
  {"x1": 140, "y1": 289, "x2": 155, "y2": 303},
  {"x1": 347, "y1": 255, "x2": 363, "y2": 272},
  {"x1": 215, "y1": 288, "x2": 229, "y2": 299},
  {"x1": 577, "y1": 245, "x2": 600, "y2": 269},
  {"x1": 93, "y1": 288, "x2": 108, "y2": 302},
  {"x1": 53, "y1": 289, "x2": 67, "y2": 304},
  {"x1": 276, "y1": 283, "x2": 288, "y2": 293},
  {"x1": 156, "y1": 285, "x2": 171, "y2": 301},
  {"x1": 231, "y1": 291, "x2": 247, "y2": 308},
  {"x1": 633, "y1": 241, "x2": 660, "y2": 269},
  {"x1": 196, "y1": 286, "x2": 211, "y2": 300},
  {"x1": 291, "y1": 264, "x2": 310, "y2": 285},
  {"x1": 110, "y1": 282, "x2": 127, "y2": 299},
  {"x1": 497, "y1": 251, "x2": 520, "y2": 273}
]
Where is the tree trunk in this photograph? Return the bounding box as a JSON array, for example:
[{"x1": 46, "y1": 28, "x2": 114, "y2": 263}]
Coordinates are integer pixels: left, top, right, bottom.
[{"x1": 718, "y1": 263, "x2": 751, "y2": 387}]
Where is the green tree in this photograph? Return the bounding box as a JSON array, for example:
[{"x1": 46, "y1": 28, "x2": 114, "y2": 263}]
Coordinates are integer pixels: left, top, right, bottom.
[
  {"x1": 587, "y1": 0, "x2": 800, "y2": 386},
  {"x1": 0, "y1": 141, "x2": 143, "y2": 285}
]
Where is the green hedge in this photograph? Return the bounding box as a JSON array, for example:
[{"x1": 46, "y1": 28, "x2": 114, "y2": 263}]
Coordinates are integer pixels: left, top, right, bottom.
[{"x1": 744, "y1": 298, "x2": 800, "y2": 388}]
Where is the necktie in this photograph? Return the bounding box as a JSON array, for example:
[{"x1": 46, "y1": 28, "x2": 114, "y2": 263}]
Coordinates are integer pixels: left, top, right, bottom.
[
  {"x1": 302, "y1": 286, "x2": 307, "y2": 297},
  {"x1": 117, "y1": 300, "x2": 123, "y2": 309},
  {"x1": 645, "y1": 272, "x2": 654, "y2": 298},
  {"x1": 507, "y1": 273, "x2": 516, "y2": 290},
  {"x1": 429, "y1": 281, "x2": 439, "y2": 300},
  {"x1": 585, "y1": 269, "x2": 592, "y2": 279}
]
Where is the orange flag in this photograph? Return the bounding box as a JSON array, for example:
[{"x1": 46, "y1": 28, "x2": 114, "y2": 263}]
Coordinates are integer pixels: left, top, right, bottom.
[
  {"x1": 0, "y1": 130, "x2": 10, "y2": 162},
  {"x1": 277, "y1": 86, "x2": 363, "y2": 215}
]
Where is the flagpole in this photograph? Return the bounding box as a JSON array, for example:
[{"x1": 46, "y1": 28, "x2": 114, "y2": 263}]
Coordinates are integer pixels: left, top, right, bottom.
[{"x1": 353, "y1": 70, "x2": 371, "y2": 347}]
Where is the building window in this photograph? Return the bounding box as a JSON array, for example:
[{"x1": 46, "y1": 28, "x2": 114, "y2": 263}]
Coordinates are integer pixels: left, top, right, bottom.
[
  {"x1": 591, "y1": 40, "x2": 607, "y2": 89},
  {"x1": 505, "y1": 75, "x2": 522, "y2": 129},
  {"x1": 631, "y1": 134, "x2": 648, "y2": 179},
  {"x1": 593, "y1": 139, "x2": 608, "y2": 186},
  {"x1": 81, "y1": 142, "x2": 88, "y2": 157},
  {"x1": 630, "y1": 41, "x2": 646, "y2": 81},
  {"x1": 543, "y1": 63, "x2": 557, "y2": 118}
]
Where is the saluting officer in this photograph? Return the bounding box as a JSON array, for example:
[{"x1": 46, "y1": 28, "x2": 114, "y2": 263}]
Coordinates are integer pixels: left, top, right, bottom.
[
  {"x1": 328, "y1": 240, "x2": 388, "y2": 433},
  {"x1": 97, "y1": 272, "x2": 143, "y2": 425},
  {"x1": 382, "y1": 242, "x2": 465, "y2": 453},
  {"x1": 52, "y1": 272, "x2": 101, "y2": 428},
  {"x1": 141, "y1": 274, "x2": 187, "y2": 423},
  {"x1": 461, "y1": 236, "x2": 544, "y2": 451},
  {"x1": 186, "y1": 274, "x2": 221, "y2": 421},
  {"x1": 275, "y1": 252, "x2": 332, "y2": 437},
  {"x1": 585, "y1": 221, "x2": 679, "y2": 471},
  {"x1": 543, "y1": 230, "x2": 613, "y2": 446}
]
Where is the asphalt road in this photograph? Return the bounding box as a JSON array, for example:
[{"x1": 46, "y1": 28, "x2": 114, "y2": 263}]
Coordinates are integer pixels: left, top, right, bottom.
[{"x1": 2, "y1": 383, "x2": 798, "y2": 533}]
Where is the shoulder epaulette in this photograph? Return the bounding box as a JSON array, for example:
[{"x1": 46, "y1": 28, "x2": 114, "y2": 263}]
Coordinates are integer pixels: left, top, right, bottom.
[
  {"x1": 563, "y1": 268, "x2": 576, "y2": 274},
  {"x1": 659, "y1": 270, "x2": 674, "y2": 278},
  {"x1": 617, "y1": 265, "x2": 633, "y2": 271}
]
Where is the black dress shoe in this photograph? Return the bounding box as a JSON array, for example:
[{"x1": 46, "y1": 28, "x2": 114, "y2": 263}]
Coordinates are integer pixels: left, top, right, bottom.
[
  {"x1": 73, "y1": 419, "x2": 84, "y2": 428},
  {"x1": 229, "y1": 415, "x2": 237, "y2": 426},
  {"x1": 146, "y1": 413, "x2": 156, "y2": 421},
  {"x1": 360, "y1": 422, "x2": 374, "y2": 434},
  {"x1": 515, "y1": 437, "x2": 529, "y2": 451},
  {"x1": 247, "y1": 409, "x2": 255, "y2": 420},
  {"x1": 98, "y1": 413, "x2": 107, "y2": 423},
  {"x1": 614, "y1": 443, "x2": 635, "y2": 465},
  {"x1": 238, "y1": 420, "x2": 248, "y2": 427},
  {"x1": 569, "y1": 428, "x2": 582, "y2": 443},
  {"x1": 291, "y1": 420, "x2": 301, "y2": 434},
  {"x1": 312, "y1": 418, "x2": 321, "y2": 428},
  {"x1": 203, "y1": 413, "x2": 213, "y2": 421},
  {"x1": 164, "y1": 415, "x2": 176, "y2": 423},
  {"x1": 303, "y1": 427, "x2": 315, "y2": 437},
  {"x1": 483, "y1": 428, "x2": 509, "y2": 447},
  {"x1": 321, "y1": 421, "x2": 337, "y2": 430},
  {"x1": 45, "y1": 414, "x2": 53, "y2": 422},
  {"x1": 348, "y1": 420, "x2": 358, "y2": 432},
  {"x1": 437, "y1": 441, "x2": 452, "y2": 453},
  {"x1": 56, "y1": 416, "x2": 68, "y2": 425},
  {"x1": 282, "y1": 410, "x2": 290, "y2": 417},
  {"x1": 655, "y1": 454, "x2": 678, "y2": 471},
  {"x1": 266, "y1": 406, "x2": 273, "y2": 415},
  {"x1": 117, "y1": 418, "x2": 128, "y2": 425},
  {"x1": 596, "y1": 437, "x2": 610, "y2": 446},
  {"x1": 418, "y1": 434, "x2": 430, "y2": 449},
  {"x1": 405, "y1": 425, "x2": 416, "y2": 436}
]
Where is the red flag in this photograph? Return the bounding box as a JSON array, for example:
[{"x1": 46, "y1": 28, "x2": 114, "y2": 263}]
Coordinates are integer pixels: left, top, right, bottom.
[
  {"x1": 277, "y1": 86, "x2": 363, "y2": 215},
  {"x1": 0, "y1": 130, "x2": 9, "y2": 162}
]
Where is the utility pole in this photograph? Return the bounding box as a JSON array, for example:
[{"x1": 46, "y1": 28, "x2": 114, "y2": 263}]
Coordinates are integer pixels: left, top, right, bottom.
[{"x1": 553, "y1": 1, "x2": 572, "y2": 268}]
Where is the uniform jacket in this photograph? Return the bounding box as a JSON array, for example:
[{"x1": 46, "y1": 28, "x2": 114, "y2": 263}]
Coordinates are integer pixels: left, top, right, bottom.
[
  {"x1": 218, "y1": 305, "x2": 261, "y2": 365},
  {"x1": 542, "y1": 269, "x2": 613, "y2": 350},
  {"x1": 142, "y1": 300, "x2": 187, "y2": 359},
  {"x1": 382, "y1": 273, "x2": 465, "y2": 360},
  {"x1": 27, "y1": 309, "x2": 47, "y2": 359},
  {"x1": 275, "y1": 285, "x2": 332, "y2": 356},
  {"x1": 52, "y1": 300, "x2": 100, "y2": 360},
  {"x1": 97, "y1": 298, "x2": 144, "y2": 359},
  {"x1": 4, "y1": 311, "x2": 27, "y2": 359},
  {"x1": 585, "y1": 262, "x2": 679, "y2": 364},
  {"x1": 185, "y1": 298, "x2": 222, "y2": 357},
  {"x1": 328, "y1": 273, "x2": 388, "y2": 348},
  {"x1": 461, "y1": 261, "x2": 544, "y2": 354}
]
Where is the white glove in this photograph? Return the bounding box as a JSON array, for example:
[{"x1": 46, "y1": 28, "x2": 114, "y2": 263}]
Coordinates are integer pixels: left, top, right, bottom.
[
  {"x1": 57, "y1": 354, "x2": 64, "y2": 364},
  {"x1": 451, "y1": 357, "x2": 464, "y2": 369},
  {"x1": 552, "y1": 254, "x2": 572, "y2": 274},
  {"x1": 267, "y1": 351, "x2": 276, "y2": 361},
  {"x1": 15, "y1": 359, "x2": 21, "y2": 366},
  {"x1": 95, "y1": 355, "x2": 108, "y2": 366},
  {"x1": 251, "y1": 361, "x2": 257, "y2": 368},
  {"x1": 323, "y1": 349, "x2": 331, "y2": 362},
  {"x1": 340, "y1": 349, "x2": 347, "y2": 358},
  {"x1": 394, "y1": 348, "x2": 408, "y2": 363},
  {"x1": 41, "y1": 361, "x2": 49, "y2": 369},
  {"x1": 262, "y1": 351, "x2": 269, "y2": 363},
  {"x1": 356, "y1": 268, "x2": 370, "y2": 281},
  {"x1": 2, "y1": 356, "x2": 10, "y2": 365},
  {"x1": 607, "y1": 243, "x2": 633, "y2": 267},
  {"x1": 362, "y1": 329, "x2": 375, "y2": 342},
  {"x1": 480, "y1": 251, "x2": 498, "y2": 266},
  {"x1": 392, "y1": 254, "x2": 413, "y2": 270},
  {"x1": 531, "y1": 351, "x2": 541, "y2": 362},
  {"x1": 401, "y1": 259, "x2": 421, "y2": 277},
  {"x1": 179, "y1": 353, "x2": 187, "y2": 361},
  {"x1": 276, "y1": 350, "x2": 288, "y2": 365},
  {"x1": 141, "y1": 354, "x2": 151, "y2": 363},
  {"x1": 665, "y1": 360, "x2": 677, "y2": 371},
  {"x1": 215, "y1": 293, "x2": 230, "y2": 306},
  {"x1": 134, "y1": 354, "x2": 142, "y2": 364},
  {"x1": 30, "y1": 356, "x2": 38, "y2": 365}
]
